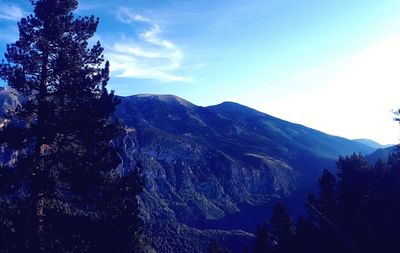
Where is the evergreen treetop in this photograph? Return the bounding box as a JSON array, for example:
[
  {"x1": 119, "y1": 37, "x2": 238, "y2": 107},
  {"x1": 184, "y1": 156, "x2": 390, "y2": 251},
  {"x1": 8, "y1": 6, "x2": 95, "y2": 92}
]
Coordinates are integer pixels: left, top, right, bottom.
[{"x1": 0, "y1": 0, "x2": 142, "y2": 251}]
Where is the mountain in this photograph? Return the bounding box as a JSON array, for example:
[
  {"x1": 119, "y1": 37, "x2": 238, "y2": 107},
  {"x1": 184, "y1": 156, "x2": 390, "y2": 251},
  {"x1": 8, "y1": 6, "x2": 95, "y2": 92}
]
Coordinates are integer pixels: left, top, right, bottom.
[
  {"x1": 114, "y1": 94, "x2": 375, "y2": 252},
  {"x1": 208, "y1": 102, "x2": 374, "y2": 160},
  {"x1": 0, "y1": 90, "x2": 376, "y2": 252},
  {"x1": 353, "y1": 138, "x2": 393, "y2": 149},
  {"x1": 365, "y1": 145, "x2": 397, "y2": 164}
]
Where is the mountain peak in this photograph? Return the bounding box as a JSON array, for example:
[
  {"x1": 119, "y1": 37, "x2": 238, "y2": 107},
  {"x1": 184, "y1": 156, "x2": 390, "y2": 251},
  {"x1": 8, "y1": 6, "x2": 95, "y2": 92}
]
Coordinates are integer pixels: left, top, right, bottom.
[
  {"x1": 130, "y1": 94, "x2": 195, "y2": 107},
  {"x1": 208, "y1": 101, "x2": 268, "y2": 119},
  {"x1": 215, "y1": 101, "x2": 252, "y2": 109}
]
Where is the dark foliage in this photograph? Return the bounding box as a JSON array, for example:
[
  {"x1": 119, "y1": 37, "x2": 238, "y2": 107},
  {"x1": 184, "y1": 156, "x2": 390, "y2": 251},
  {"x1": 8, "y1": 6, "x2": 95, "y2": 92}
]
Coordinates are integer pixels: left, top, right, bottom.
[
  {"x1": 208, "y1": 241, "x2": 231, "y2": 253},
  {"x1": 270, "y1": 202, "x2": 294, "y2": 253},
  {"x1": 0, "y1": 0, "x2": 142, "y2": 252},
  {"x1": 251, "y1": 149, "x2": 400, "y2": 253},
  {"x1": 293, "y1": 216, "x2": 320, "y2": 253},
  {"x1": 252, "y1": 223, "x2": 273, "y2": 253}
]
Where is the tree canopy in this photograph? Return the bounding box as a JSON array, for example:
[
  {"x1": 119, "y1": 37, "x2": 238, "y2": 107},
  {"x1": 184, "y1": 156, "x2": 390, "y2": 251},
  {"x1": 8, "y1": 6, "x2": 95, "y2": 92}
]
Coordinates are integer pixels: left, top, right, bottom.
[{"x1": 0, "y1": 0, "x2": 142, "y2": 252}]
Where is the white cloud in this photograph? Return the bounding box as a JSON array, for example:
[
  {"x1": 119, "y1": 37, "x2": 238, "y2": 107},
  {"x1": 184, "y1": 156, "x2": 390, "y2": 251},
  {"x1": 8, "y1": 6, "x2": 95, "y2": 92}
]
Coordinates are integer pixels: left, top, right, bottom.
[
  {"x1": 234, "y1": 36, "x2": 400, "y2": 145},
  {"x1": 0, "y1": 3, "x2": 24, "y2": 21},
  {"x1": 109, "y1": 7, "x2": 192, "y2": 83}
]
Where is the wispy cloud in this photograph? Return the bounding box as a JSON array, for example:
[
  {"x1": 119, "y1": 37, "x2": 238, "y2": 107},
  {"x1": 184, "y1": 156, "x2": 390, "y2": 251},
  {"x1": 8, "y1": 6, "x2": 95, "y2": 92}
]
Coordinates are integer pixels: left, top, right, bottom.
[
  {"x1": 0, "y1": 3, "x2": 24, "y2": 21},
  {"x1": 108, "y1": 7, "x2": 192, "y2": 83}
]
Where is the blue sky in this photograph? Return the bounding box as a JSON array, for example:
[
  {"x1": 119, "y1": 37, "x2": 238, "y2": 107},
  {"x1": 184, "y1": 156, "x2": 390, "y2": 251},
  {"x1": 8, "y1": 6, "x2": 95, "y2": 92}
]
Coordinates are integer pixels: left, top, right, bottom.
[{"x1": 1, "y1": 0, "x2": 400, "y2": 144}]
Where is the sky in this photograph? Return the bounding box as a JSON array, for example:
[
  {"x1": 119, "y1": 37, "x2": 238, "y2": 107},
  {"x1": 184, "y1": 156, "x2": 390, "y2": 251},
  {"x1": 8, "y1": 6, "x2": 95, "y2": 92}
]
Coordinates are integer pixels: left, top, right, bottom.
[{"x1": 1, "y1": 0, "x2": 400, "y2": 145}]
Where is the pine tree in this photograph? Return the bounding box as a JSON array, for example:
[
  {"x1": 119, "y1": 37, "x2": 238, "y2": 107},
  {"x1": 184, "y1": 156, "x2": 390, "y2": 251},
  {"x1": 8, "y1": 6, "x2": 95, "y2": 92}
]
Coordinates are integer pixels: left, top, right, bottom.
[
  {"x1": 336, "y1": 154, "x2": 371, "y2": 233},
  {"x1": 0, "y1": 0, "x2": 142, "y2": 252},
  {"x1": 270, "y1": 202, "x2": 294, "y2": 253},
  {"x1": 316, "y1": 169, "x2": 351, "y2": 253},
  {"x1": 335, "y1": 154, "x2": 374, "y2": 253},
  {"x1": 294, "y1": 216, "x2": 321, "y2": 253},
  {"x1": 372, "y1": 150, "x2": 400, "y2": 252},
  {"x1": 306, "y1": 193, "x2": 318, "y2": 224},
  {"x1": 252, "y1": 223, "x2": 273, "y2": 253},
  {"x1": 208, "y1": 241, "x2": 231, "y2": 253},
  {"x1": 318, "y1": 169, "x2": 337, "y2": 227}
]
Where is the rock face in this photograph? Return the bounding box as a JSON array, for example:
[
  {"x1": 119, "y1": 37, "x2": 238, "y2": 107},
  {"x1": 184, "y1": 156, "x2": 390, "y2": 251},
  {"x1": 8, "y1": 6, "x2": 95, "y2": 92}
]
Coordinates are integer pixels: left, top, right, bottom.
[
  {"x1": 114, "y1": 94, "x2": 375, "y2": 252},
  {"x1": 0, "y1": 88, "x2": 20, "y2": 166},
  {"x1": 0, "y1": 90, "x2": 376, "y2": 252}
]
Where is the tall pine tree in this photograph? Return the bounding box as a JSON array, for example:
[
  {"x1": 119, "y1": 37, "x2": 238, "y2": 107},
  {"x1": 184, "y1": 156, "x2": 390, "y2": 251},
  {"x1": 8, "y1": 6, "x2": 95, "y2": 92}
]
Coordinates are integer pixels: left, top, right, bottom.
[
  {"x1": 0, "y1": 0, "x2": 142, "y2": 252},
  {"x1": 336, "y1": 154, "x2": 371, "y2": 242},
  {"x1": 270, "y1": 202, "x2": 294, "y2": 253},
  {"x1": 318, "y1": 169, "x2": 337, "y2": 221},
  {"x1": 294, "y1": 216, "x2": 321, "y2": 253},
  {"x1": 316, "y1": 169, "x2": 344, "y2": 253},
  {"x1": 252, "y1": 223, "x2": 273, "y2": 253}
]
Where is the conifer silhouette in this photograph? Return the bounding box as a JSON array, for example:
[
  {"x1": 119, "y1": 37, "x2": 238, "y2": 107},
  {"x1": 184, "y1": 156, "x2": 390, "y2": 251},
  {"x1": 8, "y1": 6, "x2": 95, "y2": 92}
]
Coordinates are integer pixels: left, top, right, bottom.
[{"x1": 0, "y1": 0, "x2": 142, "y2": 252}]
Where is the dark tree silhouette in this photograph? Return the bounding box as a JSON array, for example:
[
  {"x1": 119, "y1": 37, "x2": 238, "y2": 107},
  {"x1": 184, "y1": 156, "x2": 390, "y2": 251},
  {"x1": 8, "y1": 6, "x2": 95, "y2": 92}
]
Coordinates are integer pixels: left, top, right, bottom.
[
  {"x1": 370, "y1": 150, "x2": 400, "y2": 253},
  {"x1": 294, "y1": 216, "x2": 321, "y2": 253},
  {"x1": 306, "y1": 193, "x2": 318, "y2": 224},
  {"x1": 270, "y1": 202, "x2": 294, "y2": 253},
  {"x1": 250, "y1": 147, "x2": 400, "y2": 253},
  {"x1": 252, "y1": 223, "x2": 273, "y2": 253},
  {"x1": 315, "y1": 169, "x2": 347, "y2": 253},
  {"x1": 336, "y1": 153, "x2": 372, "y2": 251},
  {"x1": 0, "y1": 0, "x2": 142, "y2": 252},
  {"x1": 318, "y1": 169, "x2": 337, "y2": 223},
  {"x1": 208, "y1": 241, "x2": 231, "y2": 253}
]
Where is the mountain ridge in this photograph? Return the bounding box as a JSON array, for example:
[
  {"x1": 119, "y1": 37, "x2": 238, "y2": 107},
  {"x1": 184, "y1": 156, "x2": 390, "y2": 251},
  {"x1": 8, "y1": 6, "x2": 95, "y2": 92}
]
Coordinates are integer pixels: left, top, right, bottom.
[
  {"x1": 365, "y1": 145, "x2": 397, "y2": 164},
  {"x1": 353, "y1": 138, "x2": 394, "y2": 149},
  {"x1": 113, "y1": 93, "x2": 376, "y2": 251},
  {"x1": 0, "y1": 90, "x2": 378, "y2": 252},
  {"x1": 127, "y1": 94, "x2": 379, "y2": 157}
]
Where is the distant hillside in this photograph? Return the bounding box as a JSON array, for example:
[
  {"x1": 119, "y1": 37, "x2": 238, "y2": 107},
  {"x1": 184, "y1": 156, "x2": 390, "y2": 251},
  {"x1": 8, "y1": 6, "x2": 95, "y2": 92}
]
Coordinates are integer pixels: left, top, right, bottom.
[
  {"x1": 365, "y1": 145, "x2": 398, "y2": 164},
  {"x1": 354, "y1": 138, "x2": 393, "y2": 149},
  {"x1": 209, "y1": 102, "x2": 374, "y2": 160}
]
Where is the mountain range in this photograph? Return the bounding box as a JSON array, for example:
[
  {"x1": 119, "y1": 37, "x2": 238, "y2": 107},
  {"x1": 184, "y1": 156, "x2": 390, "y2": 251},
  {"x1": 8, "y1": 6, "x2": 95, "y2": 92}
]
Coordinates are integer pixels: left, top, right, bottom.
[
  {"x1": 353, "y1": 138, "x2": 394, "y2": 149},
  {"x1": 113, "y1": 94, "x2": 379, "y2": 252},
  {"x1": 0, "y1": 90, "x2": 386, "y2": 252}
]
